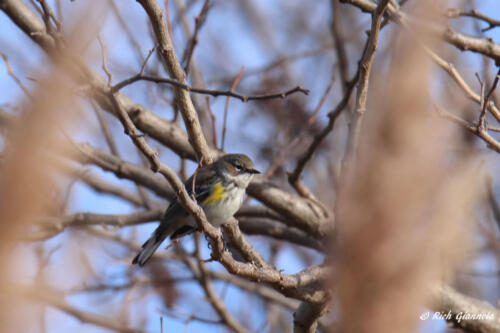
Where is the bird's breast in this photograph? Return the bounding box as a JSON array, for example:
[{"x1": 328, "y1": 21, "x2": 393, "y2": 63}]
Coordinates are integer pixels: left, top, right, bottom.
[{"x1": 203, "y1": 185, "x2": 245, "y2": 227}]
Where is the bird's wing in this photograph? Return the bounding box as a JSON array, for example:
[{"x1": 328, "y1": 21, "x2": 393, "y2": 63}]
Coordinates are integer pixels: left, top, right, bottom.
[
  {"x1": 154, "y1": 166, "x2": 219, "y2": 239},
  {"x1": 183, "y1": 165, "x2": 220, "y2": 205},
  {"x1": 133, "y1": 166, "x2": 221, "y2": 265}
]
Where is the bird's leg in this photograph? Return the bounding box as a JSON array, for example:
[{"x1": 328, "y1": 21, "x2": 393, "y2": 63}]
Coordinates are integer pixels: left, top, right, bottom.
[
  {"x1": 221, "y1": 235, "x2": 229, "y2": 253},
  {"x1": 204, "y1": 232, "x2": 229, "y2": 253},
  {"x1": 204, "y1": 233, "x2": 212, "y2": 249}
]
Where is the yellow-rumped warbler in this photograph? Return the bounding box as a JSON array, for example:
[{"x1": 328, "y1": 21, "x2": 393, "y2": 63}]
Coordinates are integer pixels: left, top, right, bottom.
[{"x1": 132, "y1": 154, "x2": 260, "y2": 266}]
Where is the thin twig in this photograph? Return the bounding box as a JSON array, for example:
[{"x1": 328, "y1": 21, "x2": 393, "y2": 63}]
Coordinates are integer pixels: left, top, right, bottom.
[
  {"x1": 476, "y1": 72, "x2": 486, "y2": 131},
  {"x1": 287, "y1": 68, "x2": 359, "y2": 195},
  {"x1": 205, "y1": 96, "x2": 218, "y2": 148},
  {"x1": 97, "y1": 36, "x2": 113, "y2": 86},
  {"x1": 287, "y1": 111, "x2": 339, "y2": 202},
  {"x1": 55, "y1": 0, "x2": 62, "y2": 26},
  {"x1": 111, "y1": 73, "x2": 309, "y2": 102},
  {"x1": 478, "y1": 68, "x2": 500, "y2": 132},
  {"x1": 193, "y1": 234, "x2": 249, "y2": 333},
  {"x1": 331, "y1": 0, "x2": 350, "y2": 92},
  {"x1": 90, "y1": 100, "x2": 153, "y2": 208},
  {"x1": 164, "y1": 0, "x2": 174, "y2": 42},
  {"x1": 434, "y1": 104, "x2": 500, "y2": 153},
  {"x1": 266, "y1": 73, "x2": 336, "y2": 178},
  {"x1": 342, "y1": 0, "x2": 391, "y2": 171},
  {"x1": 341, "y1": 0, "x2": 500, "y2": 75},
  {"x1": 0, "y1": 52, "x2": 32, "y2": 98},
  {"x1": 67, "y1": 142, "x2": 175, "y2": 199},
  {"x1": 60, "y1": 163, "x2": 159, "y2": 208},
  {"x1": 18, "y1": 287, "x2": 145, "y2": 333},
  {"x1": 36, "y1": 0, "x2": 61, "y2": 34},
  {"x1": 380, "y1": 0, "x2": 409, "y2": 28},
  {"x1": 2, "y1": 0, "x2": 331, "y2": 242},
  {"x1": 138, "y1": 0, "x2": 213, "y2": 165},
  {"x1": 28, "y1": 210, "x2": 163, "y2": 241},
  {"x1": 221, "y1": 66, "x2": 244, "y2": 150},
  {"x1": 424, "y1": 45, "x2": 500, "y2": 122},
  {"x1": 447, "y1": 8, "x2": 500, "y2": 32},
  {"x1": 293, "y1": 302, "x2": 327, "y2": 333},
  {"x1": 67, "y1": 141, "x2": 328, "y2": 237},
  {"x1": 109, "y1": 0, "x2": 145, "y2": 63},
  {"x1": 91, "y1": 100, "x2": 119, "y2": 155},
  {"x1": 140, "y1": 46, "x2": 157, "y2": 74},
  {"x1": 181, "y1": 0, "x2": 210, "y2": 74},
  {"x1": 287, "y1": 0, "x2": 391, "y2": 193},
  {"x1": 105, "y1": 78, "x2": 326, "y2": 302}
]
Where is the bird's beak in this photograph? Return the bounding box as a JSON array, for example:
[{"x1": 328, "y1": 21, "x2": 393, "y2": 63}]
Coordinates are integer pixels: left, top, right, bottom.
[{"x1": 249, "y1": 169, "x2": 260, "y2": 174}]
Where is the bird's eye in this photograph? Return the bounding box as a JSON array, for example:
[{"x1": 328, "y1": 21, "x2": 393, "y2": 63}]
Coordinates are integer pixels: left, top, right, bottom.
[{"x1": 234, "y1": 164, "x2": 243, "y2": 171}]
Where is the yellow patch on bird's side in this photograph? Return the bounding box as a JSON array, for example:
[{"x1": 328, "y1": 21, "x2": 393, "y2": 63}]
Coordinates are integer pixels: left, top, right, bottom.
[{"x1": 202, "y1": 182, "x2": 225, "y2": 205}]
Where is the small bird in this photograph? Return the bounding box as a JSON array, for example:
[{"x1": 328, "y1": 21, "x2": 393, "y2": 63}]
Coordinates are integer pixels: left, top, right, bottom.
[{"x1": 132, "y1": 153, "x2": 260, "y2": 266}]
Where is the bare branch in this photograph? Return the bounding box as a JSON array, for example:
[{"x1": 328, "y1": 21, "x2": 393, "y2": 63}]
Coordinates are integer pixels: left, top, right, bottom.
[
  {"x1": 61, "y1": 163, "x2": 158, "y2": 208},
  {"x1": 27, "y1": 210, "x2": 163, "y2": 241},
  {"x1": 65, "y1": 140, "x2": 331, "y2": 238},
  {"x1": 331, "y1": 0, "x2": 350, "y2": 92},
  {"x1": 425, "y1": 46, "x2": 500, "y2": 122},
  {"x1": 205, "y1": 96, "x2": 218, "y2": 148},
  {"x1": 0, "y1": 2, "x2": 327, "y2": 239},
  {"x1": 97, "y1": 36, "x2": 112, "y2": 86},
  {"x1": 288, "y1": 111, "x2": 339, "y2": 200},
  {"x1": 266, "y1": 71, "x2": 335, "y2": 179},
  {"x1": 0, "y1": 51, "x2": 32, "y2": 98},
  {"x1": 181, "y1": 0, "x2": 210, "y2": 74},
  {"x1": 106, "y1": 64, "x2": 326, "y2": 303},
  {"x1": 342, "y1": 0, "x2": 391, "y2": 169},
  {"x1": 137, "y1": 0, "x2": 214, "y2": 164},
  {"x1": 19, "y1": 287, "x2": 146, "y2": 333},
  {"x1": 238, "y1": 218, "x2": 323, "y2": 251},
  {"x1": 432, "y1": 284, "x2": 500, "y2": 333},
  {"x1": 478, "y1": 68, "x2": 500, "y2": 132},
  {"x1": 221, "y1": 66, "x2": 244, "y2": 150},
  {"x1": 66, "y1": 143, "x2": 174, "y2": 199},
  {"x1": 36, "y1": 0, "x2": 61, "y2": 35},
  {"x1": 341, "y1": 0, "x2": 500, "y2": 64},
  {"x1": 293, "y1": 302, "x2": 327, "y2": 333},
  {"x1": 247, "y1": 177, "x2": 330, "y2": 237},
  {"x1": 435, "y1": 105, "x2": 500, "y2": 153},
  {"x1": 110, "y1": 73, "x2": 309, "y2": 103},
  {"x1": 222, "y1": 220, "x2": 271, "y2": 269},
  {"x1": 193, "y1": 234, "x2": 249, "y2": 333},
  {"x1": 447, "y1": 8, "x2": 500, "y2": 32}
]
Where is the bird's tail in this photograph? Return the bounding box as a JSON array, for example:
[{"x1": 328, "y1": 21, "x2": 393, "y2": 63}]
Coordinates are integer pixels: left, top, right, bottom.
[{"x1": 132, "y1": 230, "x2": 169, "y2": 266}]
